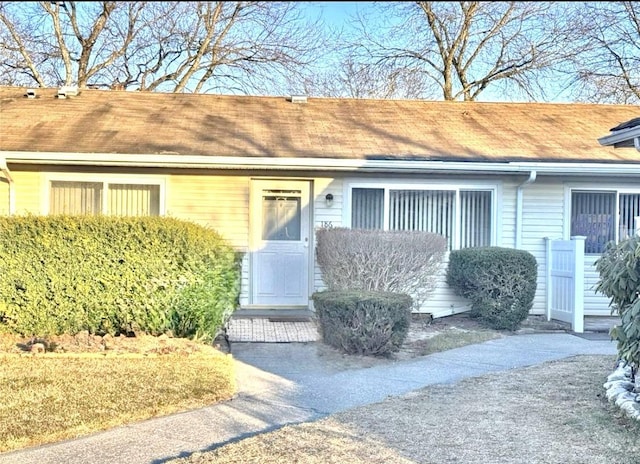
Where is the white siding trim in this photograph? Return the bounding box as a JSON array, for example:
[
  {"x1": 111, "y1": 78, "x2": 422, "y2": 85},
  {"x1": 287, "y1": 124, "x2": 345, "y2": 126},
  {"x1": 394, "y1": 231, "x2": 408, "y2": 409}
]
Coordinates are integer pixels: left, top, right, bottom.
[
  {"x1": 10, "y1": 151, "x2": 640, "y2": 177},
  {"x1": 495, "y1": 181, "x2": 504, "y2": 247}
]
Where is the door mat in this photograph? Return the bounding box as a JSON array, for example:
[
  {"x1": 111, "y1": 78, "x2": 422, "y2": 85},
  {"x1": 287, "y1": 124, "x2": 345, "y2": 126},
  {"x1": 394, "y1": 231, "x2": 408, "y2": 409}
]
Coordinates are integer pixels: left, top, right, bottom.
[{"x1": 571, "y1": 332, "x2": 612, "y2": 341}]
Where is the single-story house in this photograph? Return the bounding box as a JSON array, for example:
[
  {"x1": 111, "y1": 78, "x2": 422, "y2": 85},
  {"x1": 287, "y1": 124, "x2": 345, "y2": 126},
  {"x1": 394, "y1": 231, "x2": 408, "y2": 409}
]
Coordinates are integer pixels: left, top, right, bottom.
[{"x1": 1, "y1": 86, "x2": 639, "y2": 326}]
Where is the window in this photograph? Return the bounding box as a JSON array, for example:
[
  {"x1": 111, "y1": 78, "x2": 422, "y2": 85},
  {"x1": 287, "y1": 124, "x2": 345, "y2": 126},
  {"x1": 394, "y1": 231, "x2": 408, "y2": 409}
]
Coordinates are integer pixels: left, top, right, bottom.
[
  {"x1": 50, "y1": 181, "x2": 102, "y2": 215},
  {"x1": 262, "y1": 190, "x2": 301, "y2": 241},
  {"x1": 352, "y1": 188, "x2": 384, "y2": 229},
  {"x1": 50, "y1": 180, "x2": 161, "y2": 216},
  {"x1": 108, "y1": 184, "x2": 160, "y2": 216},
  {"x1": 349, "y1": 184, "x2": 494, "y2": 250},
  {"x1": 570, "y1": 190, "x2": 640, "y2": 254}
]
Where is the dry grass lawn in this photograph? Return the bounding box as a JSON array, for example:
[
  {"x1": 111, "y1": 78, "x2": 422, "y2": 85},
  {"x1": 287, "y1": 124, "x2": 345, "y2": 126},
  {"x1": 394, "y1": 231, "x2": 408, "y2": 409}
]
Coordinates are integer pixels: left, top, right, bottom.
[
  {"x1": 0, "y1": 338, "x2": 235, "y2": 453},
  {"x1": 0, "y1": 314, "x2": 622, "y2": 460},
  {"x1": 0, "y1": 314, "x2": 500, "y2": 455},
  {"x1": 173, "y1": 355, "x2": 640, "y2": 464}
]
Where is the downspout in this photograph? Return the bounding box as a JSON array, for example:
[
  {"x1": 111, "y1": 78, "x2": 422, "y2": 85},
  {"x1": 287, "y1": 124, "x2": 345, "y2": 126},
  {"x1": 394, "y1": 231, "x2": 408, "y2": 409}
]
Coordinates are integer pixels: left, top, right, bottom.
[
  {"x1": 634, "y1": 137, "x2": 640, "y2": 152},
  {"x1": 515, "y1": 171, "x2": 537, "y2": 249},
  {"x1": 0, "y1": 157, "x2": 15, "y2": 215}
]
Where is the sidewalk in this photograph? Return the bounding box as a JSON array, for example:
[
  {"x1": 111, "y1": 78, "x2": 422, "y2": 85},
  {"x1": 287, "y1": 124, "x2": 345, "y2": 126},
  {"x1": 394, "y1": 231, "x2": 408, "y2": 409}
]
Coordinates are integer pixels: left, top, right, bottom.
[{"x1": 0, "y1": 332, "x2": 617, "y2": 464}]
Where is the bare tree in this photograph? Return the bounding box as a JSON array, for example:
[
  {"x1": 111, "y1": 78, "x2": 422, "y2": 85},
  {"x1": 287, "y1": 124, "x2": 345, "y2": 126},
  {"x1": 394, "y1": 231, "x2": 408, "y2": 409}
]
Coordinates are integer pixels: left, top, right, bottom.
[
  {"x1": 0, "y1": 1, "x2": 332, "y2": 94},
  {"x1": 325, "y1": 1, "x2": 583, "y2": 101},
  {"x1": 568, "y1": 1, "x2": 640, "y2": 104},
  {"x1": 0, "y1": 2, "x2": 143, "y2": 88},
  {"x1": 301, "y1": 54, "x2": 432, "y2": 99}
]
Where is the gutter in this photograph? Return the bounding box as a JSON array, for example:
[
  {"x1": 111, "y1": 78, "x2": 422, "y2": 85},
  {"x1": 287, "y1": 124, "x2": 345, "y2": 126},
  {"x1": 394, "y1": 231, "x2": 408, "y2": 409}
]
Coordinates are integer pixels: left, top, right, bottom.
[
  {"x1": 0, "y1": 157, "x2": 14, "y2": 215},
  {"x1": 598, "y1": 126, "x2": 640, "y2": 148},
  {"x1": 7, "y1": 151, "x2": 640, "y2": 176},
  {"x1": 515, "y1": 171, "x2": 537, "y2": 249}
]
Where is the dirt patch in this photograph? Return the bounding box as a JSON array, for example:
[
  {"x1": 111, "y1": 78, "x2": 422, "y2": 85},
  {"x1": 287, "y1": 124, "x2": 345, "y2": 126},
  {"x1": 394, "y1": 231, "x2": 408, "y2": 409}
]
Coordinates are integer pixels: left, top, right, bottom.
[
  {"x1": 0, "y1": 313, "x2": 569, "y2": 360},
  {"x1": 307, "y1": 313, "x2": 570, "y2": 370},
  {"x1": 0, "y1": 330, "x2": 226, "y2": 357}
]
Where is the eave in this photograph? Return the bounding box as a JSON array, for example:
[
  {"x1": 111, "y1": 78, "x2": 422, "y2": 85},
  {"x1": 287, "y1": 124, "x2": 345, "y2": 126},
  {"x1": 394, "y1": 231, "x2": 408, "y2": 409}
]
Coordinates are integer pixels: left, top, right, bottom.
[
  {"x1": 598, "y1": 126, "x2": 640, "y2": 149},
  {"x1": 4, "y1": 150, "x2": 640, "y2": 177}
]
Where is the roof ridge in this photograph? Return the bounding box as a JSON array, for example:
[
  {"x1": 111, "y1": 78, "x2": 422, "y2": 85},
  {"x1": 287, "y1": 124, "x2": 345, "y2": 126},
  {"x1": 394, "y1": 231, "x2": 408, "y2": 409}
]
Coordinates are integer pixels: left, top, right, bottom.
[{"x1": 1, "y1": 85, "x2": 638, "y2": 108}]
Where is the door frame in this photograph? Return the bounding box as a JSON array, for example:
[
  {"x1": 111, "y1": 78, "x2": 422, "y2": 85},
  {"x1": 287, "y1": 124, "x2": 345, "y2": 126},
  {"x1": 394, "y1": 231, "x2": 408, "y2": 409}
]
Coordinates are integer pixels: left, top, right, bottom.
[{"x1": 248, "y1": 178, "x2": 314, "y2": 308}]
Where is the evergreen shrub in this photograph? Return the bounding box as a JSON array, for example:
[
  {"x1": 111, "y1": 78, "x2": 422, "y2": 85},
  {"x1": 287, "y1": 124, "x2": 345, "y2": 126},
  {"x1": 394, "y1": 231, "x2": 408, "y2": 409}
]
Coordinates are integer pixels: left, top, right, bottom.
[
  {"x1": 0, "y1": 215, "x2": 241, "y2": 341},
  {"x1": 446, "y1": 246, "x2": 537, "y2": 331},
  {"x1": 311, "y1": 290, "x2": 413, "y2": 356},
  {"x1": 595, "y1": 236, "x2": 640, "y2": 374}
]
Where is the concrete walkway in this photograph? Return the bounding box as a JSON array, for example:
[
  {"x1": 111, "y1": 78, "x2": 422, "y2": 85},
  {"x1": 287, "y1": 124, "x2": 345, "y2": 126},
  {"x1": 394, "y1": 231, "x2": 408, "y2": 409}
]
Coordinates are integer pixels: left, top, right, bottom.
[{"x1": 0, "y1": 331, "x2": 618, "y2": 464}]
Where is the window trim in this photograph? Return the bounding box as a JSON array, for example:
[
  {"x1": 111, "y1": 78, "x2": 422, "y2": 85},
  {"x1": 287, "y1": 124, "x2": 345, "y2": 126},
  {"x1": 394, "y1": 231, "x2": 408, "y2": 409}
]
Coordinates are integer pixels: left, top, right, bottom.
[
  {"x1": 342, "y1": 178, "x2": 500, "y2": 250},
  {"x1": 43, "y1": 173, "x2": 167, "y2": 216},
  {"x1": 565, "y1": 184, "x2": 640, "y2": 254}
]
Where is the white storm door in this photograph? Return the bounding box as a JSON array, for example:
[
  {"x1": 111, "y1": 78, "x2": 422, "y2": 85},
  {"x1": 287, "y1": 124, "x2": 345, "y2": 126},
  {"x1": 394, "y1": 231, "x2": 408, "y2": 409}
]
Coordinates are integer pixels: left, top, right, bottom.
[{"x1": 250, "y1": 180, "x2": 311, "y2": 306}]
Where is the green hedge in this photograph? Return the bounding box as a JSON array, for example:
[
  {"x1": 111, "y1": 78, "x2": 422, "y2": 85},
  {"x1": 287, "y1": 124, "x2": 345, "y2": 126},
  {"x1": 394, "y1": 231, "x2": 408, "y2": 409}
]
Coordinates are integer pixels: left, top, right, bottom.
[
  {"x1": 312, "y1": 290, "x2": 413, "y2": 356},
  {"x1": 446, "y1": 247, "x2": 538, "y2": 331},
  {"x1": 0, "y1": 215, "x2": 241, "y2": 341},
  {"x1": 595, "y1": 236, "x2": 640, "y2": 372}
]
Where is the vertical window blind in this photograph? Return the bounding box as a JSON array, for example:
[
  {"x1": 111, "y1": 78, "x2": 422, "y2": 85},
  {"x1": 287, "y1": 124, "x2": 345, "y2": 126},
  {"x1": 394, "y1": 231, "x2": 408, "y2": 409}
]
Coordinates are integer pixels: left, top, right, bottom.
[
  {"x1": 50, "y1": 181, "x2": 102, "y2": 215},
  {"x1": 351, "y1": 188, "x2": 384, "y2": 229},
  {"x1": 570, "y1": 191, "x2": 616, "y2": 254},
  {"x1": 108, "y1": 184, "x2": 160, "y2": 216},
  {"x1": 50, "y1": 181, "x2": 160, "y2": 216},
  {"x1": 351, "y1": 187, "x2": 493, "y2": 249},
  {"x1": 389, "y1": 190, "x2": 455, "y2": 248},
  {"x1": 459, "y1": 190, "x2": 492, "y2": 248},
  {"x1": 619, "y1": 194, "x2": 640, "y2": 240}
]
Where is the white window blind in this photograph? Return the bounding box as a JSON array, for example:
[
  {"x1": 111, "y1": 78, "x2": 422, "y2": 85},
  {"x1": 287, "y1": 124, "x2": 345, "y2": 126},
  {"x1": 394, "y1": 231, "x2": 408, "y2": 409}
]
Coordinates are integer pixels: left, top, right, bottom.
[
  {"x1": 460, "y1": 190, "x2": 492, "y2": 248},
  {"x1": 50, "y1": 181, "x2": 161, "y2": 217},
  {"x1": 350, "y1": 186, "x2": 494, "y2": 250},
  {"x1": 352, "y1": 188, "x2": 384, "y2": 229},
  {"x1": 108, "y1": 184, "x2": 160, "y2": 216},
  {"x1": 50, "y1": 181, "x2": 102, "y2": 215},
  {"x1": 619, "y1": 194, "x2": 640, "y2": 239},
  {"x1": 389, "y1": 190, "x2": 455, "y2": 248}
]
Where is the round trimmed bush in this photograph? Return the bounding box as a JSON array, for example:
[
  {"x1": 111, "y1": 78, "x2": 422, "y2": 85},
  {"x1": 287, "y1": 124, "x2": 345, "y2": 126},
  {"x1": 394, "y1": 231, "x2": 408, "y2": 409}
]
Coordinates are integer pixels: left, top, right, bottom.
[
  {"x1": 446, "y1": 246, "x2": 537, "y2": 331},
  {"x1": 312, "y1": 290, "x2": 413, "y2": 356}
]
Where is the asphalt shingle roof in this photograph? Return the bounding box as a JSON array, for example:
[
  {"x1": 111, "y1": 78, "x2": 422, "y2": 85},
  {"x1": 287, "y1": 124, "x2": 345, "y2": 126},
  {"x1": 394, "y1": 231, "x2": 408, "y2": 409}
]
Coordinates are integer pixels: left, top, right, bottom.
[{"x1": 1, "y1": 86, "x2": 639, "y2": 163}]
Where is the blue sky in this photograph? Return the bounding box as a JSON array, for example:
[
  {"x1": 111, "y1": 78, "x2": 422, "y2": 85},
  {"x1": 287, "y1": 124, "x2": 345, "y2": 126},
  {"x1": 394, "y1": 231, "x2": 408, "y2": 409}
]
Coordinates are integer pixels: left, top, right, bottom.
[
  {"x1": 297, "y1": 1, "x2": 573, "y2": 103},
  {"x1": 301, "y1": 2, "x2": 369, "y2": 28}
]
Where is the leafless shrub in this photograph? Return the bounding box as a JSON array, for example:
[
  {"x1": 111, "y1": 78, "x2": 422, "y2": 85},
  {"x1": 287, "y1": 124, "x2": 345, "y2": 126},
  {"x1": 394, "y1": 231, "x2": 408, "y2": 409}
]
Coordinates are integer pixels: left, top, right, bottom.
[{"x1": 316, "y1": 228, "x2": 447, "y2": 310}]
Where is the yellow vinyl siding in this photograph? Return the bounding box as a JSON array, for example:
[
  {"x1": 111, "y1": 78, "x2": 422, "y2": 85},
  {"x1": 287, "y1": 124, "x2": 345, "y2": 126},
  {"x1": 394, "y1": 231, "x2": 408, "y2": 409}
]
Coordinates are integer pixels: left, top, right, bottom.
[
  {"x1": 166, "y1": 174, "x2": 249, "y2": 249},
  {"x1": 0, "y1": 177, "x2": 8, "y2": 215},
  {"x1": 13, "y1": 170, "x2": 41, "y2": 214},
  {"x1": 167, "y1": 174, "x2": 251, "y2": 307}
]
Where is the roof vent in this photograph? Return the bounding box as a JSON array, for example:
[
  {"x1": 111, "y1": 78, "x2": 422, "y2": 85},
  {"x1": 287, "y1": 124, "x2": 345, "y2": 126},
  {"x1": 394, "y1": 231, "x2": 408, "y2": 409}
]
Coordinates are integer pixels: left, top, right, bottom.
[
  {"x1": 288, "y1": 95, "x2": 307, "y2": 104},
  {"x1": 57, "y1": 85, "x2": 79, "y2": 99},
  {"x1": 24, "y1": 89, "x2": 36, "y2": 99}
]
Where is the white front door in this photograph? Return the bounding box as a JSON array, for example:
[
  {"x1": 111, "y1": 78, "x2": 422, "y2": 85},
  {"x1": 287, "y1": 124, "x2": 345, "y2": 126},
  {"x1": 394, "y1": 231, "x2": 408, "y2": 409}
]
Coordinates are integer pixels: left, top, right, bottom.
[{"x1": 250, "y1": 180, "x2": 311, "y2": 306}]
